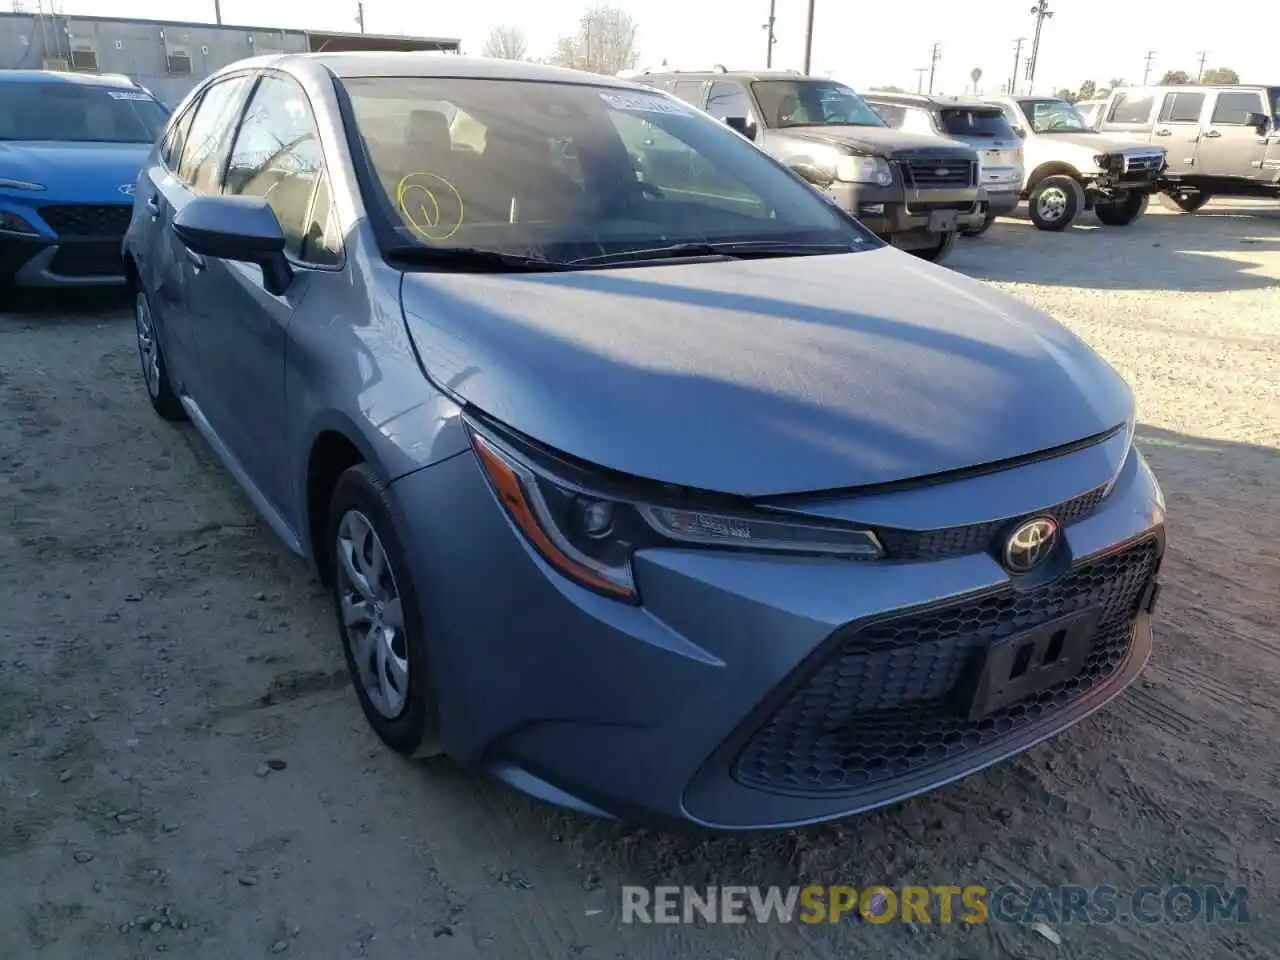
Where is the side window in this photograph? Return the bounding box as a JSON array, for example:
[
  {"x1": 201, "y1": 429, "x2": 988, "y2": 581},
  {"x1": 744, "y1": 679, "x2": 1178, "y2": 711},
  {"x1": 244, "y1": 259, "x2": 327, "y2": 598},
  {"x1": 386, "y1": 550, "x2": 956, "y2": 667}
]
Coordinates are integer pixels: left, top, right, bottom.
[
  {"x1": 706, "y1": 81, "x2": 753, "y2": 122},
  {"x1": 872, "y1": 103, "x2": 906, "y2": 127},
  {"x1": 177, "y1": 76, "x2": 251, "y2": 192},
  {"x1": 300, "y1": 172, "x2": 342, "y2": 267},
  {"x1": 1210, "y1": 91, "x2": 1266, "y2": 125},
  {"x1": 1157, "y1": 92, "x2": 1205, "y2": 124},
  {"x1": 1106, "y1": 92, "x2": 1155, "y2": 124},
  {"x1": 223, "y1": 74, "x2": 326, "y2": 262},
  {"x1": 670, "y1": 80, "x2": 706, "y2": 107},
  {"x1": 1002, "y1": 104, "x2": 1025, "y2": 134},
  {"x1": 161, "y1": 102, "x2": 197, "y2": 170}
]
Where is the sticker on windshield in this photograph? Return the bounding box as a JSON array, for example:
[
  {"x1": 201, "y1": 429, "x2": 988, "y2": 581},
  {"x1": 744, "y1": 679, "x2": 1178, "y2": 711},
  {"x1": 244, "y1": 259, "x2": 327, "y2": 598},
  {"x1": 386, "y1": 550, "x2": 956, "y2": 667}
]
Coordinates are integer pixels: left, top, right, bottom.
[
  {"x1": 108, "y1": 90, "x2": 153, "y2": 101},
  {"x1": 599, "y1": 92, "x2": 687, "y2": 115}
]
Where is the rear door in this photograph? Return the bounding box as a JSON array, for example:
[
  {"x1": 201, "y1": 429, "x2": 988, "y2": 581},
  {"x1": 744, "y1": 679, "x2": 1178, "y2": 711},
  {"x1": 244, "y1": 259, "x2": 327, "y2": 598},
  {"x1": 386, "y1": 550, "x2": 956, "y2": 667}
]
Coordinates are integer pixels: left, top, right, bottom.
[
  {"x1": 1152, "y1": 90, "x2": 1207, "y2": 172},
  {"x1": 1196, "y1": 90, "x2": 1269, "y2": 180}
]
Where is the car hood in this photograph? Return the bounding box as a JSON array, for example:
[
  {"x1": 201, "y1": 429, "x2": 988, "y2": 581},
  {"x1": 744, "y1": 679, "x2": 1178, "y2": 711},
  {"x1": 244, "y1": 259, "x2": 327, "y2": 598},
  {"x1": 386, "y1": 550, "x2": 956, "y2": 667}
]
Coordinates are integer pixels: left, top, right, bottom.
[
  {"x1": 399, "y1": 248, "x2": 1133, "y2": 497},
  {"x1": 0, "y1": 140, "x2": 150, "y2": 202},
  {"x1": 779, "y1": 125, "x2": 972, "y2": 157},
  {"x1": 1036, "y1": 130, "x2": 1158, "y2": 153}
]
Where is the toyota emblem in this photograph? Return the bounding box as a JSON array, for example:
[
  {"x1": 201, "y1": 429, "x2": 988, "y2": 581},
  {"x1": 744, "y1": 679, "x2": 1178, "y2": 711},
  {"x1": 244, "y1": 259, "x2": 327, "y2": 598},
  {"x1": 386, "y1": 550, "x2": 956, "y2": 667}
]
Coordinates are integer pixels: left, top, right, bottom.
[{"x1": 1003, "y1": 517, "x2": 1059, "y2": 573}]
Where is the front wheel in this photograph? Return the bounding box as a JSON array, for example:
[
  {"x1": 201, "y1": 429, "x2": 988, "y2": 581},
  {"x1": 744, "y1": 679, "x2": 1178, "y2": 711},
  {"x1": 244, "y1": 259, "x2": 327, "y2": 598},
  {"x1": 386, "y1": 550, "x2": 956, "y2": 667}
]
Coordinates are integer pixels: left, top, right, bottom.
[
  {"x1": 910, "y1": 230, "x2": 957, "y2": 263},
  {"x1": 328, "y1": 464, "x2": 442, "y2": 759},
  {"x1": 134, "y1": 289, "x2": 186, "y2": 422},
  {"x1": 1157, "y1": 190, "x2": 1212, "y2": 214},
  {"x1": 1094, "y1": 191, "x2": 1148, "y2": 226},
  {"x1": 1028, "y1": 175, "x2": 1081, "y2": 231}
]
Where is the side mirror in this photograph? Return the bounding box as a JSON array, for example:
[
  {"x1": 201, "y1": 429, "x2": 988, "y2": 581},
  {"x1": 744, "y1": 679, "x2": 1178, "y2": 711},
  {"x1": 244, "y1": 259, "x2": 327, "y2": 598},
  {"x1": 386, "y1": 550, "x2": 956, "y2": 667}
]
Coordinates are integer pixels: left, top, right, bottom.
[
  {"x1": 723, "y1": 115, "x2": 758, "y2": 140},
  {"x1": 172, "y1": 195, "x2": 293, "y2": 296},
  {"x1": 1244, "y1": 111, "x2": 1271, "y2": 134},
  {"x1": 785, "y1": 159, "x2": 835, "y2": 188}
]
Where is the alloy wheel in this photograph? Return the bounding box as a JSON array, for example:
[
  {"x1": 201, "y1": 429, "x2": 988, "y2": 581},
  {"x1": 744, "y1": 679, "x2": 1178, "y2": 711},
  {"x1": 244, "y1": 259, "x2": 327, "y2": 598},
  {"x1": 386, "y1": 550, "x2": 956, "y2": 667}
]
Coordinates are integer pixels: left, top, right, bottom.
[
  {"x1": 335, "y1": 509, "x2": 410, "y2": 719},
  {"x1": 134, "y1": 292, "x2": 161, "y2": 399},
  {"x1": 1036, "y1": 187, "x2": 1067, "y2": 222}
]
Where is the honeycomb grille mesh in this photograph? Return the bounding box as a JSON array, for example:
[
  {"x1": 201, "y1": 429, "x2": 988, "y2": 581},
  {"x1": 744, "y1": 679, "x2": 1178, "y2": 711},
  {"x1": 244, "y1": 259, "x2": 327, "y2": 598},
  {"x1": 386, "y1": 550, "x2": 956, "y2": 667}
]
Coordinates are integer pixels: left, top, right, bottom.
[
  {"x1": 733, "y1": 539, "x2": 1158, "y2": 796},
  {"x1": 38, "y1": 204, "x2": 133, "y2": 238}
]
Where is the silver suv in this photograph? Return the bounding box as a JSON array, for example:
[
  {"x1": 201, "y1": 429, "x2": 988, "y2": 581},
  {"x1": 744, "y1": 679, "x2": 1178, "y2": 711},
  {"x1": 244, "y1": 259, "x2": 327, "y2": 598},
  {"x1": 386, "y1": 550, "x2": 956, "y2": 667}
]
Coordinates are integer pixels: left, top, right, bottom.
[{"x1": 864, "y1": 92, "x2": 1023, "y2": 236}]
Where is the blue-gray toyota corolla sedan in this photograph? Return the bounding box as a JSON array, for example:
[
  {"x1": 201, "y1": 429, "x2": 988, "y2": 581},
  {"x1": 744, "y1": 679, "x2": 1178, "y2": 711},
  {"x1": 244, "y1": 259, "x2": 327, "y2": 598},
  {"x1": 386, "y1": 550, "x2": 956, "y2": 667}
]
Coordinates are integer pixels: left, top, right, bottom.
[{"x1": 123, "y1": 53, "x2": 1165, "y2": 829}]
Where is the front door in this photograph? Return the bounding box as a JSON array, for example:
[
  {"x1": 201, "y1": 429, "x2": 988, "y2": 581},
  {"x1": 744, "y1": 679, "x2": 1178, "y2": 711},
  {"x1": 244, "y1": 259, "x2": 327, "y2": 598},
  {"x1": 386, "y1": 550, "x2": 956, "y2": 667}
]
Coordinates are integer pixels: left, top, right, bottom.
[
  {"x1": 1196, "y1": 90, "x2": 1269, "y2": 181},
  {"x1": 1152, "y1": 90, "x2": 1206, "y2": 172}
]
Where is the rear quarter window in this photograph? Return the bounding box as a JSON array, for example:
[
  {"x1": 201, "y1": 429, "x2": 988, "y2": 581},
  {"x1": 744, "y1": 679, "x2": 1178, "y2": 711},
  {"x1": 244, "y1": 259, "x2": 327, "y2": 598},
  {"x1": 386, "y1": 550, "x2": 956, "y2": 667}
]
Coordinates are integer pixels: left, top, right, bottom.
[
  {"x1": 940, "y1": 109, "x2": 1013, "y2": 137},
  {"x1": 1106, "y1": 93, "x2": 1155, "y2": 124}
]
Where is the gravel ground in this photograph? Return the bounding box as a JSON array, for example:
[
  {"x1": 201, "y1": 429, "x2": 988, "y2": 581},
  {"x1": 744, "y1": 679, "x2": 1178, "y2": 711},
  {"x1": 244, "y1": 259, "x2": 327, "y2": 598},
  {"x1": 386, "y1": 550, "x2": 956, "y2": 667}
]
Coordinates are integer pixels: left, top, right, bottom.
[{"x1": 1, "y1": 200, "x2": 1277, "y2": 960}]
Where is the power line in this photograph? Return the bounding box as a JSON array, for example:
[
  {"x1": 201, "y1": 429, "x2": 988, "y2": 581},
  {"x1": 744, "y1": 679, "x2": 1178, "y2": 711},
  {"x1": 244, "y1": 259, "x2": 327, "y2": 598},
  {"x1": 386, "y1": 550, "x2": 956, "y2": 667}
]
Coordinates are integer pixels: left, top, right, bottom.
[
  {"x1": 1142, "y1": 49, "x2": 1156, "y2": 85},
  {"x1": 927, "y1": 42, "x2": 941, "y2": 95},
  {"x1": 1010, "y1": 37, "x2": 1026, "y2": 95},
  {"x1": 1027, "y1": 2, "x2": 1053, "y2": 91}
]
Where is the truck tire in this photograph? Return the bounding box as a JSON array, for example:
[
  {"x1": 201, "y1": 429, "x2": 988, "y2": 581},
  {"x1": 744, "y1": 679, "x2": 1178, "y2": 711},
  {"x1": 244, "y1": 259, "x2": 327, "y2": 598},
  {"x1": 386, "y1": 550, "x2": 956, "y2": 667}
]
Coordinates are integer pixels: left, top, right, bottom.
[
  {"x1": 911, "y1": 230, "x2": 957, "y2": 263},
  {"x1": 1094, "y1": 191, "x2": 1148, "y2": 226},
  {"x1": 1158, "y1": 190, "x2": 1211, "y2": 214},
  {"x1": 962, "y1": 214, "x2": 996, "y2": 237},
  {"x1": 1028, "y1": 176, "x2": 1080, "y2": 231}
]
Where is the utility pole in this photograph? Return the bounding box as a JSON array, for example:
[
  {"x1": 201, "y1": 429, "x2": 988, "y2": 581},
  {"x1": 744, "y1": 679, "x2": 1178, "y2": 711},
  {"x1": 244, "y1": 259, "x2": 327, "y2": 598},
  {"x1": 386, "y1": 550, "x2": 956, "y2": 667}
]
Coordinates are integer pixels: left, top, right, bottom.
[
  {"x1": 927, "y1": 42, "x2": 941, "y2": 94},
  {"x1": 213, "y1": 0, "x2": 222, "y2": 24},
  {"x1": 1010, "y1": 37, "x2": 1026, "y2": 95},
  {"x1": 763, "y1": 0, "x2": 777, "y2": 69},
  {"x1": 355, "y1": 0, "x2": 365, "y2": 33},
  {"x1": 1142, "y1": 49, "x2": 1156, "y2": 85},
  {"x1": 1196, "y1": 49, "x2": 1208, "y2": 82},
  {"x1": 1027, "y1": 1, "x2": 1053, "y2": 91},
  {"x1": 913, "y1": 67, "x2": 928, "y2": 93},
  {"x1": 802, "y1": 0, "x2": 815, "y2": 75}
]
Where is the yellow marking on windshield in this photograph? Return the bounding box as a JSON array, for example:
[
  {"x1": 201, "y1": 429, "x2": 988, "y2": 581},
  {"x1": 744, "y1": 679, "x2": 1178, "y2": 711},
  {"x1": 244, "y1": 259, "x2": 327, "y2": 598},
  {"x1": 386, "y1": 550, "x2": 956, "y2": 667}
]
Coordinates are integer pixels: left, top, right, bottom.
[{"x1": 396, "y1": 172, "x2": 464, "y2": 242}]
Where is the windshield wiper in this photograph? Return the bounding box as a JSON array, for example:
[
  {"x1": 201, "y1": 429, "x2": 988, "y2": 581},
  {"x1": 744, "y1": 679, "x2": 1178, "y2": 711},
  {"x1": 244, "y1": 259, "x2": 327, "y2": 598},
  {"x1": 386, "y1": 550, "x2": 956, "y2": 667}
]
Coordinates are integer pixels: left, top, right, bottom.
[
  {"x1": 384, "y1": 244, "x2": 569, "y2": 272},
  {"x1": 569, "y1": 240, "x2": 858, "y2": 267}
]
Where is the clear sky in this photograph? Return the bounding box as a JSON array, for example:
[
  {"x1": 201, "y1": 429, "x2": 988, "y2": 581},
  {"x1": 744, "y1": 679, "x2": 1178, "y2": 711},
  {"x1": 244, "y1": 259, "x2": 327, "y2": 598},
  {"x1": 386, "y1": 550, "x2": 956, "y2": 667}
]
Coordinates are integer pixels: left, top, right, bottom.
[{"x1": 54, "y1": 0, "x2": 1271, "y2": 96}]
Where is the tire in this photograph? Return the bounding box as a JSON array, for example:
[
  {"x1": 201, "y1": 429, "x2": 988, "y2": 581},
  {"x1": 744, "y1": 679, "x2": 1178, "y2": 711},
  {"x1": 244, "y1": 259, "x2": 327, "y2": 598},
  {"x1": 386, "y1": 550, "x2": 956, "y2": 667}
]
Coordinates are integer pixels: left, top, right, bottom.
[
  {"x1": 1028, "y1": 175, "x2": 1080, "y2": 231},
  {"x1": 910, "y1": 230, "x2": 957, "y2": 263},
  {"x1": 328, "y1": 463, "x2": 442, "y2": 759},
  {"x1": 134, "y1": 289, "x2": 186, "y2": 422},
  {"x1": 962, "y1": 214, "x2": 996, "y2": 237},
  {"x1": 1094, "y1": 191, "x2": 1148, "y2": 226},
  {"x1": 1157, "y1": 190, "x2": 1211, "y2": 214}
]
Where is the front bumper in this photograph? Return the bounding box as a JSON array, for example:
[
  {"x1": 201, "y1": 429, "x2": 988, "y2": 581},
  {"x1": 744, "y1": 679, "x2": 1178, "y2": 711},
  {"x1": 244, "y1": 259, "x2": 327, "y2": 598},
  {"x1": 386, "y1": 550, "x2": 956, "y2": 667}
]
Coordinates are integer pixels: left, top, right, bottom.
[
  {"x1": 0, "y1": 201, "x2": 130, "y2": 287},
  {"x1": 391, "y1": 437, "x2": 1165, "y2": 830},
  {"x1": 825, "y1": 181, "x2": 986, "y2": 244}
]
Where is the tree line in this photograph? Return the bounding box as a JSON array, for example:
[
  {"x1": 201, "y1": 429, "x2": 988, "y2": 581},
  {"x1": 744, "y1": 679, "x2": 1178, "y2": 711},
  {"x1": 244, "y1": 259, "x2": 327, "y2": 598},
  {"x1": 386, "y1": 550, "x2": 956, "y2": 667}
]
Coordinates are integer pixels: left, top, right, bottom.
[
  {"x1": 482, "y1": 5, "x2": 640, "y2": 76},
  {"x1": 1053, "y1": 67, "x2": 1240, "y2": 102}
]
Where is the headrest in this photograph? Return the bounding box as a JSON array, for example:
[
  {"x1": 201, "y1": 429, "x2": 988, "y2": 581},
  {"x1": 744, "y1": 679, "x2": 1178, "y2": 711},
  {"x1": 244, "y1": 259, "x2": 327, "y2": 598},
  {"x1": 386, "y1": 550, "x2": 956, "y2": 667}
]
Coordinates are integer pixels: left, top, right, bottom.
[{"x1": 406, "y1": 109, "x2": 451, "y2": 147}]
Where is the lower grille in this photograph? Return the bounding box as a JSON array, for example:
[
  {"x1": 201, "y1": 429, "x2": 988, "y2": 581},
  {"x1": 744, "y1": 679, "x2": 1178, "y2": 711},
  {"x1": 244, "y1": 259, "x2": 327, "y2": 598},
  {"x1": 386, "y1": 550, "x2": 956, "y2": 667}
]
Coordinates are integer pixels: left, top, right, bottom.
[
  {"x1": 874, "y1": 482, "x2": 1110, "y2": 562},
  {"x1": 38, "y1": 204, "x2": 132, "y2": 238},
  {"x1": 903, "y1": 158, "x2": 976, "y2": 188},
  {"x1": 49, "y1": 241, "x2": 123, "y2": 277},
  {"x1": 733, "y1": 538, "x2": 1159, "y2": 797}
]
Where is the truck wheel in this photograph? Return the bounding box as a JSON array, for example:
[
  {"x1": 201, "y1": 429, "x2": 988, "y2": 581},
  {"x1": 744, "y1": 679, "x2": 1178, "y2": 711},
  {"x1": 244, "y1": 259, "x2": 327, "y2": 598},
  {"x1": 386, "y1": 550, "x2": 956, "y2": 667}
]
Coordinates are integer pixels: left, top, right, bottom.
[
  {"x1": 1094, "y1": 191, "x2": 1148, "y2": 226},
  {"x1": 1028, "y1": 176, "x2": 1080, "y2": 231},
  {"x1": 911, "y1": 230, "x2": 957, "y2": 263},
  {"x1": 962, "y1": 214, "x2": 996, "y2": 237},
  {"x1": 1157, "y1": 190, "x2": 1211, "y2": 214}
]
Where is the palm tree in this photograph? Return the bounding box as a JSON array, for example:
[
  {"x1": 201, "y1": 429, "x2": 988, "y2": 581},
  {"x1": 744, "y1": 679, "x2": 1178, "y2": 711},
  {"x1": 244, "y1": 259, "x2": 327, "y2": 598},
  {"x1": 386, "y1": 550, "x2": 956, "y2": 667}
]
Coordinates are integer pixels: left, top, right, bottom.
[{"x1": 970, "y1": 67, "x2": 983, "y2": 94}]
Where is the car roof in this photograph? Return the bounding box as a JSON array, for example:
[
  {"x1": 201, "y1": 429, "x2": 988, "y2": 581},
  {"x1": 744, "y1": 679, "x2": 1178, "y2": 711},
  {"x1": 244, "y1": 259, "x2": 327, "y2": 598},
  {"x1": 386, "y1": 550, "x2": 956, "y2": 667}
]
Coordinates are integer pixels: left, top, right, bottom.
[
  {"x1": 255, "y1": 52, "x2": 643, "y2": 89},
  {"x1": 636, "y1": 69, "x2": 818, "y2": 83},
  {"x1": 0, "y1": 69, "x2": 139, "y2": 86},
  {"x1": 1109, "y1": 83, "x2": 1277, "y2": 95},
  {"x1": 862, "y1": 91, "x2": 1001, "y2": 111}
]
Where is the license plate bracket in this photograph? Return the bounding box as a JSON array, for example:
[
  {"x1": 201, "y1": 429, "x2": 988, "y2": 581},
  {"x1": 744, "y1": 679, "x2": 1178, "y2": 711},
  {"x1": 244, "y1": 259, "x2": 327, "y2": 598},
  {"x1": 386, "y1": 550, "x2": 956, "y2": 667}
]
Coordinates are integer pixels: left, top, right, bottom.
[
  {"x1": 928, "y1": 210, "x2": 958, "y2": 231},
  {"x1": 952, "y1": 608, "x2": 1102, "y2": 721}
]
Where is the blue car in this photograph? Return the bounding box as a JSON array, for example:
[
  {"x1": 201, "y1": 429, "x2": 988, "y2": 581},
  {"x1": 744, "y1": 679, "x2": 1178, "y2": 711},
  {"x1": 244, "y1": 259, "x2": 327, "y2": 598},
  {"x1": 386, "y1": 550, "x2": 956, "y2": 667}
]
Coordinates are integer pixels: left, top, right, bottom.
[
  {"x1": 0, "y1": 71, "x2": 168, "y2": 288},
  {"x1": 124, "y1": 54, "x2": 1166, "y2": 830}
]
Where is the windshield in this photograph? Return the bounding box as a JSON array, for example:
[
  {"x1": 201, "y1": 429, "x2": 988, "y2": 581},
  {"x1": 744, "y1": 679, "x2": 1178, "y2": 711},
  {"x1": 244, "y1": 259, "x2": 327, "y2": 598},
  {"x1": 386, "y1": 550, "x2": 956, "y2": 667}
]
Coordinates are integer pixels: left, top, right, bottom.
[
  {"x1": 0, "y1": 83, "x2": 168, "y2": 143},
  {"x1": 344, "y1": 77, "x2": 875, "y2": 264},
  {"x1": 1018, "y1": 99, "x2": 1089, "y2": 133},
  {"x1": 939, "y1": 108, "x2": 1014, "y2": 138},
  {"x1": 751, "y1": 80, "x2": 886, "y2": 129}
]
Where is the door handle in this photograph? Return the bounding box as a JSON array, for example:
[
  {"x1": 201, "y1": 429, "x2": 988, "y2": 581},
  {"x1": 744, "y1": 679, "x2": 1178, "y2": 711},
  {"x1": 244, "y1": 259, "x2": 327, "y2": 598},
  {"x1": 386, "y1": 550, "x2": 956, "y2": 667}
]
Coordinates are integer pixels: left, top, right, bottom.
[
  {"x1": 1202, "y1": 129, "x2": 1222, "y2": 138},
  {"x1": 1154, "y1": 129, "x2": 1172, "y2": 136},
  {"x1": 146, "y1": 195, "x2": 161, "y2": 217},
  {"x1": 183, "y1": 247, "x2": 205, "y2": 271}
]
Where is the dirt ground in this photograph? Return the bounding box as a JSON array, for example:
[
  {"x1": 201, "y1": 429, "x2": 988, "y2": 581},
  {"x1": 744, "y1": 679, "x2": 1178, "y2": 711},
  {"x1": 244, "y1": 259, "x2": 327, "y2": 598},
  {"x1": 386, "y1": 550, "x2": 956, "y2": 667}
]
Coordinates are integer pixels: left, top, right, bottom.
[{"x1": 1, "y1": 199, "x2": 1277, "y2": 960}]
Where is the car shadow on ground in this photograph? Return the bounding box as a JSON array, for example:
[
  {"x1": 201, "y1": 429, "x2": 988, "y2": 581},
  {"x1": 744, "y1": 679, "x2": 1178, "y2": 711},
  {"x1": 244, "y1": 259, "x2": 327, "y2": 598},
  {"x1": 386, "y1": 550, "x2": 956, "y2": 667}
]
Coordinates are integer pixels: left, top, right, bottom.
[
  {"x1": 950, "y1": 201, "x2": 1280, "y2": 293},
  {"x1": 403, "y1": 423, "x2": 1277, "y2": 960},
  {"x1": 0, "y1": 287, "x2": 132, "y2": 323}
]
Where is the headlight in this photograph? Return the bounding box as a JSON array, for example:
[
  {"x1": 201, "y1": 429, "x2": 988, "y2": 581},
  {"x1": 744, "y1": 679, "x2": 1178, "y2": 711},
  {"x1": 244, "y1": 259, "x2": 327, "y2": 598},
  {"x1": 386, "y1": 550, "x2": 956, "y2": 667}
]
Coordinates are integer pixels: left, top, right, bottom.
[
  {"x1": 0, "y1": 178, "x2": 46, "y2": 191},
  {"x1": 835, "y1": 155, "x2": 893, "y2": 187},
  {"x1": 0, "y1": 211, "x2": 38, "y2": 234},
  {"x1": 1093, "y1": 153, "x2": 1122, "y2": 173},
  {"x1": 468, "y1": 421, "x2": 884, "y2": 602},
  {"x1": 1102, "y1": 419, "x2": 1137, "y2": 497}
]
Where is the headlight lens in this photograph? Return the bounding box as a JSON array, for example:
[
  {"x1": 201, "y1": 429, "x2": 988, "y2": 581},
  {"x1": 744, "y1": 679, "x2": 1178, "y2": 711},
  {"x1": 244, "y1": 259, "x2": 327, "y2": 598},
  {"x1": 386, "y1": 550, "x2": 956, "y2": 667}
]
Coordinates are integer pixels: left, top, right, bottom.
[
  {"x1": 835, "y1": 155, "x2": 893, "y2": 187},
  {"x1": 0, "y1": 178, "x2": 46, "y2": 191},
  {"x1": 468, "y1": 423, "x2": 884, "y2": 602},
  {"x1": 1102, "y1": 419, "x2": 1137, "y2": 497},
  {"x1": 0, "y1": 210, "x2": 38, "y2": 234}
]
